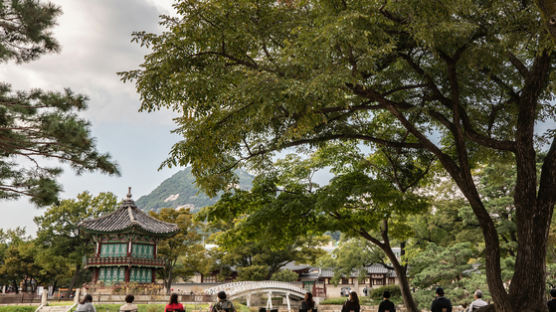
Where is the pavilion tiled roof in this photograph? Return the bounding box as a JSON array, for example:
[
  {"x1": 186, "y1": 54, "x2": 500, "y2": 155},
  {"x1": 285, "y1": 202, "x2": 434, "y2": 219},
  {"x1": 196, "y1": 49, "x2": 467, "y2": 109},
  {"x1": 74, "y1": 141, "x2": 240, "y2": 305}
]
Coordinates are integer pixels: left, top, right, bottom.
[
  {"x1": 79, "y1": 188, "x2": 179, "y2": 237},
  {"x1": 366, "y1": 263, "x2": 390, "y2": 274}
]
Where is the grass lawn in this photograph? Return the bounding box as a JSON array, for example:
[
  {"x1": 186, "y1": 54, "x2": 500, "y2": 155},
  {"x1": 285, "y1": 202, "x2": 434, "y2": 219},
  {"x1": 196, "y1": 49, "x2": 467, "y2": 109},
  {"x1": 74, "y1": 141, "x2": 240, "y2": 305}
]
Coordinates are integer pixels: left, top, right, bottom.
[
  {"x1": 0, "y1": 303, "x2": 250, "y2": 312},
  {"x1": 73, "y1": 304, "x2": 209, "y2": 312},
  {"x1": 0, "y1": 304, "x2": 210, "y2": 312},
  {"x1": 0, "y1": 307, "x2": 36, "y2": 312}
]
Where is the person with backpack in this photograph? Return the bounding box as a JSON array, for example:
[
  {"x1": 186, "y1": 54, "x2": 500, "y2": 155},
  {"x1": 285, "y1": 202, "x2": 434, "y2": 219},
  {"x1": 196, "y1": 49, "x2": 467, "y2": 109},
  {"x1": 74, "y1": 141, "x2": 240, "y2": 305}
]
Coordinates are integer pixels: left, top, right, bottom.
[
  {"x1": 211, "y1": 291, "x2": 236, "y2": 312},
  {"x1": 378, "y1": 291, "x2": 396, "y2": 312},
  {"x1": 341, "y1": 291, "x2": 360, "y2": 312},
  {"x1": 431, "y1": 287, "x2": 452, "y2": 312},
  {"x1": 165, "y1": 293, "x2": 185, "y2": 312}
]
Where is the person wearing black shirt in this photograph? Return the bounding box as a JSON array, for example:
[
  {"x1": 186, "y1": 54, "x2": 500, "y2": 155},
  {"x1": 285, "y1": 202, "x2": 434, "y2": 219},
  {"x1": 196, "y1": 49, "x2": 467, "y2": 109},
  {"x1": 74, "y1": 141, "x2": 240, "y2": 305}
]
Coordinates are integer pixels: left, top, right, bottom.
[
  {"x1": 548, "y1": 288, "x2": 556, "y2": 312},
  {"x1": 431, "y1": 287, "x2": 452, "y2": 312},
  {"x1": 378, "y1": 291, "x2": 396, "y2": 312},
  {"x1": 341, "y1": 291, "x2": 360, "y2": 312}
]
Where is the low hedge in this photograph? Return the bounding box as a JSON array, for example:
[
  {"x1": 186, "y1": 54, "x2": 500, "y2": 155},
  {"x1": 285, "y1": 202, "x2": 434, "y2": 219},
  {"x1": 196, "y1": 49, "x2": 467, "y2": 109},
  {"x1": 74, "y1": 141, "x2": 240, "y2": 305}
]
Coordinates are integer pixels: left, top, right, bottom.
[
  {"x1": 320, "y1": 297, "x2": 376, "y2": 305},
  {"x1": 368, "y1": 285, "x2": 401, "y2": 301}
]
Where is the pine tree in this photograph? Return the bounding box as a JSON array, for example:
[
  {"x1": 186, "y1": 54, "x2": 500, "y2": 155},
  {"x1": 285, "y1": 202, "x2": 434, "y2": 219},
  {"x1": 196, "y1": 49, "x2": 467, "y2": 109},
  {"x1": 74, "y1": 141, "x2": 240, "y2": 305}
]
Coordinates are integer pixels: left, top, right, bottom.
[{"x1": 0, "y1": 0, "x2": 118, "y2": 206}]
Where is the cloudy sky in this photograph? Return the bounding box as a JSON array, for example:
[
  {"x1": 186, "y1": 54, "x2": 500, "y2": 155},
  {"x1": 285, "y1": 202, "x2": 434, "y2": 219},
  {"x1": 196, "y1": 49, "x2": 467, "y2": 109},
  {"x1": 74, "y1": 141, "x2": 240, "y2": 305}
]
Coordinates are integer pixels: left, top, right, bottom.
[{"x1": 0, "y1": 0, "x2": 182, "y2": 233}]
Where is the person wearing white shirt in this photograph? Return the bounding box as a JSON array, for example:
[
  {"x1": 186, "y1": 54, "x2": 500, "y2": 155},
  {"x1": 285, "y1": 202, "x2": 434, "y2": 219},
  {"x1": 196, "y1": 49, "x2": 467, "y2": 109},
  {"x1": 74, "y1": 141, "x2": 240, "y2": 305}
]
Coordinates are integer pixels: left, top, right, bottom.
[{"x1": 467, "y1": 290, "x2": 488, "y2": 311}]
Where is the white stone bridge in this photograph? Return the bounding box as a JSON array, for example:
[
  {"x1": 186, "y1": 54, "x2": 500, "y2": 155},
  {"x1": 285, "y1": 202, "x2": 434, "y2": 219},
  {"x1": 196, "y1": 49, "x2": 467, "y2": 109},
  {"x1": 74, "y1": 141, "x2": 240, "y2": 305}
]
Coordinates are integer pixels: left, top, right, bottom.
[{"x1": 204, "y1": 281, "x2": 308, "y2": 311}]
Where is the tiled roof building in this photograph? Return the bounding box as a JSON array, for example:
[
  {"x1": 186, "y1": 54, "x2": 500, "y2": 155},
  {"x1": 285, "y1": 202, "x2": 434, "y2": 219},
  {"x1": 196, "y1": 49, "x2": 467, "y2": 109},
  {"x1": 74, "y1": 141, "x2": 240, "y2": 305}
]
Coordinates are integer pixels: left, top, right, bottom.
[{"x1": 79, "y1": 188, "x2": 179, "y2": 284}]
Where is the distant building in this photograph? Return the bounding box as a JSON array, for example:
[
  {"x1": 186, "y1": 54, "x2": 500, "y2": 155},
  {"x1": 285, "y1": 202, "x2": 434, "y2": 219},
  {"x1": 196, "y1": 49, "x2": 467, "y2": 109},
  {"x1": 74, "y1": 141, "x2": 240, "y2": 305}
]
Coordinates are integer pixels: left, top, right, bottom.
[
  {"x1": 295, "y1": 263, "x2": 398, "y2": 297},
  {"x1": 183, "y1": 262, "x2": 398, "y2": 298},
  {"x1": 79, "y1": 188, "x2": 179, "y2": 284}
]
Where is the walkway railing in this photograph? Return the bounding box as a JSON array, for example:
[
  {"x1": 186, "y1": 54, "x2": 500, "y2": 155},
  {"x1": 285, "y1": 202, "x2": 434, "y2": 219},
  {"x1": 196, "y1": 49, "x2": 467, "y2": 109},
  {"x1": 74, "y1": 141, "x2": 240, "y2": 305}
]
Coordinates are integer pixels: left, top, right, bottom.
[
  {"x1": 85, "y1": 257, "x2": 165, "y2": 268},
  {"x1": 0, "y1": 294, "x2": 41, "y2": 304},
  {"x1": 204, "y1": 281, "x2": 307, "y2": 297}
]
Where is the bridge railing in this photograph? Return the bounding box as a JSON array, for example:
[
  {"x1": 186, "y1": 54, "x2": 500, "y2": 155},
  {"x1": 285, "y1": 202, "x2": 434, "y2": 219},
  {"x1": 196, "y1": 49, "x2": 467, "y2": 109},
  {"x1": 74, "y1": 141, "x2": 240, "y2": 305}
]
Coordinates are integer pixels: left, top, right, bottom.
[{"x1": 204, "y1": 281, "x2": 307, "y2": 297}]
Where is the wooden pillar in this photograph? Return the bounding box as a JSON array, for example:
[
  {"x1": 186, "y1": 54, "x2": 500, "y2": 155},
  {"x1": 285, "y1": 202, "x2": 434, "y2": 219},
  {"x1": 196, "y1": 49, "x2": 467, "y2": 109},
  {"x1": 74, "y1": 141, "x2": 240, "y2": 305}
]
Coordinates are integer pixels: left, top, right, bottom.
[
  {"x1": 154, "y1": 242, "x2": 157, "y2": 259},
  {"x1": 94, "y1": 268, "x2": 99, "y2": 283},
  {"x1": 127, "y1": 239, "x2": 132, "y2": 257},
  {"x1": 125, "y1": 267, "x2": 130, "y2": 283},
  {"x1": 151, "y1": 269, "x2": 155, "y2": 283}
]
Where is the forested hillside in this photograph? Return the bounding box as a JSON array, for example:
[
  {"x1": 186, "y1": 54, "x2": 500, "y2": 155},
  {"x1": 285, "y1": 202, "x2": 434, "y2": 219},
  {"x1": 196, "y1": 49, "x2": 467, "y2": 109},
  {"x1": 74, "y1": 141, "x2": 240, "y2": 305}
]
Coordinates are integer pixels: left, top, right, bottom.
[{"x1": 136, "y1": 168, "x2": 253, "y2": 212}]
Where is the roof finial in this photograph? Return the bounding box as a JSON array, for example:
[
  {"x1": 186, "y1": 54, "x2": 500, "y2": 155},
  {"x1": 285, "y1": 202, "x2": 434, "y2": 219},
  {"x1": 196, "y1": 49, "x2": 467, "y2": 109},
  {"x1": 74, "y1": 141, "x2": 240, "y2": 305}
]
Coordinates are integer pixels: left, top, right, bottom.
[{"x1": 127, "y1": 187, "x2": 132, "y2": 199}]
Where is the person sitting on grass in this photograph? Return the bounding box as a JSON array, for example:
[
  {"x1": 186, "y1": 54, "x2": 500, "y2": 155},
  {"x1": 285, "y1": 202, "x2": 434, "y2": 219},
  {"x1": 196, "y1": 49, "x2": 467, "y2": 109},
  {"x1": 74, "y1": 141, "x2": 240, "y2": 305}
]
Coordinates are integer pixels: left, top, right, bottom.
[
  {"x1": 165, "y1": 293, "x2": 185, "y2": 312},
  {"x1": 378, "y1": 291, "x2": 395, "y2": 312},
  {"x1": 119, "y1": 294, "x2": 138, "y2": 312},
  {"x1": 76, "y1": 294, "x2": 96, "y2": 312}
]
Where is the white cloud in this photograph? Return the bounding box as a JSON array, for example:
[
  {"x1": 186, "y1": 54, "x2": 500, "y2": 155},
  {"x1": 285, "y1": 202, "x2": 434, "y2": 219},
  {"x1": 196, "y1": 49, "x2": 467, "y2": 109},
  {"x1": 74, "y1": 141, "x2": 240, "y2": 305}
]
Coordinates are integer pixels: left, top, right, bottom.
[
  {"x1": 0, "y1": 0, "x2": 184, "y2": 233},
  {"x1": 0, "y1": 0, "x2": 177, "y2": 125}
]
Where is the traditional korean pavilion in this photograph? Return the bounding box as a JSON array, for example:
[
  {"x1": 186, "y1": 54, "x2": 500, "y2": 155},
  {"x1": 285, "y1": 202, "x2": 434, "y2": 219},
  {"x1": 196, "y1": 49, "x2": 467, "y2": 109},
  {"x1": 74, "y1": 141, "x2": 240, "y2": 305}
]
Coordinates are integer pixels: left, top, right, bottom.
[{"x1": 79, "y1": 188, "x2": 179, "y2": 284}]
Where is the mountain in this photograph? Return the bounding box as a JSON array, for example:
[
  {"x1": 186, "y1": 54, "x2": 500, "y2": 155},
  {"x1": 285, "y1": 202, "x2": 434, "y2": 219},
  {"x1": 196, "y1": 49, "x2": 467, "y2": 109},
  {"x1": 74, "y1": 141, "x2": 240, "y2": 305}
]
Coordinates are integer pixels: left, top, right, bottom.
[{"x1": 136, "y1": 167, "x2": 254, "y2": 212}]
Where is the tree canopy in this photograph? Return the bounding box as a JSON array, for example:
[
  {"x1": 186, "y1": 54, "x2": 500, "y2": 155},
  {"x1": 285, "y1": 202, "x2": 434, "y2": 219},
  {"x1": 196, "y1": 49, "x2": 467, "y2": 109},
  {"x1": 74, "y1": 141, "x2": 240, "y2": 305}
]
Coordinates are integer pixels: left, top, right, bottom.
[
  {"x1": 198, "y1": 188, "x2": 328, "y2": 281},
  {"x1": 149, "y1": 208, "x2": 205, "y2": 294},
  {"x1": 123, "y1": 1, "x2": 556, "y2": 311},
  {"x1": 33, "y1": 192, "x2": 119, "y2": 291},
  {"x1": 0, "y1": 0, "x2": 118, "y2": 206}
]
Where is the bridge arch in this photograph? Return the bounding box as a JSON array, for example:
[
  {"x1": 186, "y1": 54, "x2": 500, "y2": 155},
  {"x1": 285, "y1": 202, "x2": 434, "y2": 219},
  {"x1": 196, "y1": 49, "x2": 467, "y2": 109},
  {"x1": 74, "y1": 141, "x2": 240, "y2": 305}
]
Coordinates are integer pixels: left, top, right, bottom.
[{"x1": 204, "y1": 281, "x2": 308, "y2": 311}]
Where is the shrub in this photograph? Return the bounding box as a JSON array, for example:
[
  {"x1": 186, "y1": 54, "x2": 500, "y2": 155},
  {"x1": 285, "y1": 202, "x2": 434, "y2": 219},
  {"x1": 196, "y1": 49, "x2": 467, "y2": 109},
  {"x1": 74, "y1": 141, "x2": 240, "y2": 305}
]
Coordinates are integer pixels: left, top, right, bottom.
[
  {"x1": 369, "y1": 285, "x2": 401, "y2": 300},
  {"x1": 320, "y1": 298, "x2": 348, "y2": 305},
  {"x1": 270, "y1": 269, "x2": 298, "y2": 282}
]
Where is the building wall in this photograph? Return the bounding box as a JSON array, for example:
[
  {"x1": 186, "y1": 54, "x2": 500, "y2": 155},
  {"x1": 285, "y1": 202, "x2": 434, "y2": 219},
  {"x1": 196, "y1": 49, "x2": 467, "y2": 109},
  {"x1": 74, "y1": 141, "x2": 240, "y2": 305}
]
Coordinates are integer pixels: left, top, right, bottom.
[{"x1": 320, "y1": 276, "x2": 399, "y2": 298}]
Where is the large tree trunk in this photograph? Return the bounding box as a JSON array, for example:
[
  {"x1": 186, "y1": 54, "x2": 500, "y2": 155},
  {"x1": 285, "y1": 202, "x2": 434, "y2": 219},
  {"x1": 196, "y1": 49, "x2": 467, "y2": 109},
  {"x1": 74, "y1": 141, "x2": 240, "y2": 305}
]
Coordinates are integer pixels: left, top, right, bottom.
[
  {"x1": 505, "y1": 52, "x2": 553, "y2": 312},
  {"x1": 12, "y1": 280, "x2": 18, "y2": 294},
  {"x1": 165, "y1": 265, "x2": 173, "y2": 295},
  {"x1": 384, "y1": 248, "x2": 418, "y2": 312},
  {"x1": 68, "y1": 263, "x2": 81, "y2": 293},
  {"x1": 508, "y1": 200, "x2": 553, "y2": 312}
]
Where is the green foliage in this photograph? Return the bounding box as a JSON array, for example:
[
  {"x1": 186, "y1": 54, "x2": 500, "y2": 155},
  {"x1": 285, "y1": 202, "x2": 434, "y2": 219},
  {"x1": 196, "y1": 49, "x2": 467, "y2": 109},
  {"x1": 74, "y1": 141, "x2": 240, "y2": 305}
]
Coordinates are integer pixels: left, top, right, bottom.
[
  {"x1": 123, "y1": 1, "x2": 556, "y2": 309},
  {"x1": 33, "y1": 192, "x2": 119, "y2": 288},
  {"x1": 409, "y1": 242, "x2": 475, "y2": 288},
  {"x1": 270, "y1": 269, "x2": 298, "y2": 282},
  {"x1": 136, "y1": 168, "x2": 253, "y2": 212},
  {"x1": 0, "y1": 306, "x2": 37, "y2": 312},
  {"x1": 321, "y1": 297, "x2": 377, "y2": 305},
  {"x1": 149, "y1": 208, "x2": 206, "y2": 293},
  {"x1": 0, "y1": 0, "x2": 118, "y2": 206},
  {"x1": 65, "y1": 304, "x2": 209, "y2": 312},
  {"x1": 0, "y1": 228, "x2": 39, "y2": 292},
  {"x1": 0, "y1": 0, "x2": 60, "y2": 63},
  {"x1": 237, "y1": 265, "x2": 269, "y2": 281},
  {"x1": 121, "y1": 0, "x2": 551, "y2": 195},
  {"x1": 198, "y1": 183, "x2": 329, "y2": 280},
  {"x1": 369, "y1": 285, "x2": 402, "y2": 301},
  {"x1": 317, "y1": 237, "x2": 383, "y2": 284},
  {"x1": 320, "y1": 298, "x2": 351, "y2": 305}
]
